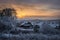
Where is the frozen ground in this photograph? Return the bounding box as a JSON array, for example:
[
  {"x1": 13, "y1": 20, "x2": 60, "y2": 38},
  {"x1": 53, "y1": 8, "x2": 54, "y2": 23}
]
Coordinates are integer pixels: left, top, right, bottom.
[
  {"x1": 0, "y1": 17, "x2": 60, "y2": 40},
  {"x1": 0, "y1": 33, "x2": 60, "y2": 40}
]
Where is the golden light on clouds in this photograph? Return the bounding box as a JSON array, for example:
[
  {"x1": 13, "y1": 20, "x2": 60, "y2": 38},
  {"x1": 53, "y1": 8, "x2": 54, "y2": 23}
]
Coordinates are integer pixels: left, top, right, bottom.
[
  {"x1": 10, "y1": 4, "x2": 60, "y2": 19},
  {"x1": 0, "y1": 0, "x2": 60, "y2": 20}
]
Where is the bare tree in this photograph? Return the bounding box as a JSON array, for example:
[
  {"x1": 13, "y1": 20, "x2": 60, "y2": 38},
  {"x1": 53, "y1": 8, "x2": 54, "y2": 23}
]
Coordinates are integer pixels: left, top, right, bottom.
[
  {"x1": 2, "y1": 8, "x2": 16, "y2": 17},
  {"x1": 0, "y1": 10, "x2": 3, "y2": 17}
]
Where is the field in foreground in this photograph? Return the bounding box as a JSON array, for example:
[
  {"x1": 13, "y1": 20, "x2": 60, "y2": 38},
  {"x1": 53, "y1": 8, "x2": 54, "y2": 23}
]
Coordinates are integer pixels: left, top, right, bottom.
[{"x1": 0, "y1": 33, "x2": 60, "y2": 40}]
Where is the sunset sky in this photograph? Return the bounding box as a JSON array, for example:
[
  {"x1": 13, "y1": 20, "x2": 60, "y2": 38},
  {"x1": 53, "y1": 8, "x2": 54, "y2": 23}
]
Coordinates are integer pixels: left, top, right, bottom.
[{"x1": 0, "y1": 0, "x2": 60, "y2": 20}]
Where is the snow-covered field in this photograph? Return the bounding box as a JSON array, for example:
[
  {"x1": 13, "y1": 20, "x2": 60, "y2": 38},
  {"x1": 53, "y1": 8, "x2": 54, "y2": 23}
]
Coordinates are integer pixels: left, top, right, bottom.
[
  {"x1": 0, "y1": 33, "x2": 60, "y2": 40},
  {"x1": 0, "y1": 17, "x2": 60, "y2": 40}
]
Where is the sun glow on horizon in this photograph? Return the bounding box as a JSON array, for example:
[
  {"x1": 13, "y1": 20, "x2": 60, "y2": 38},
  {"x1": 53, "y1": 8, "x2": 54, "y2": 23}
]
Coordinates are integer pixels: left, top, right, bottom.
[
  {"x1": 16, "y1": 10, "x2": 26, "y2": 18},
  {"x1": 11, "y1": 4, "x2": 60, "y2": 19}
]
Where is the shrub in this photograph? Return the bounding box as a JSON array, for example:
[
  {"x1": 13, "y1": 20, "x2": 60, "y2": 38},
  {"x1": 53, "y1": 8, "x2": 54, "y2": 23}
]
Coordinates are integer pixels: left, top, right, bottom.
[{"x1": 33, "y1": 25, "x2": 40, "y2": 33}]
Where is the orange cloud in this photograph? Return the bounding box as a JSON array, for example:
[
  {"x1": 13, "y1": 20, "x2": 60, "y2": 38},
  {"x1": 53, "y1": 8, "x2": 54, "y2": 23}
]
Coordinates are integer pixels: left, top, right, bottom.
[{"x1": 1, "y1": 4, "x2": 59, "y2": 19}]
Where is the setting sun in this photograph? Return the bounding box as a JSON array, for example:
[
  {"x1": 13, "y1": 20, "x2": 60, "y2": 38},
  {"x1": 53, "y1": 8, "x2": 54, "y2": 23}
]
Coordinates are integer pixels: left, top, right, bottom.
[
  {"x1": 10, "y1": 4, "x2": 60, "y2": 19},
  {"x1": 16, "y1": 10, "x2": 26, "y2": 18}
]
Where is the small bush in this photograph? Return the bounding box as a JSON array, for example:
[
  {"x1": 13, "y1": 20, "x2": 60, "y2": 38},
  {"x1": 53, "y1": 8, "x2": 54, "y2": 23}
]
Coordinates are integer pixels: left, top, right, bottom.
[{"x1": 33, "y1": 25, "x2": 40, "y2": 33}]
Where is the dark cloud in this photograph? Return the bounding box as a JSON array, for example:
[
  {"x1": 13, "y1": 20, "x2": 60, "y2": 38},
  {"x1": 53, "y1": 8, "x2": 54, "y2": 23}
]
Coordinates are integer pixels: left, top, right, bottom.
[
  {"x1": 0, "y1": 0, "x2": 60, "y2": 5},
  {"x1": 15, "y1": 0, "x2": 60, "y2": 5},
  {"x1": 0, "y1": 0, "x2": 60, "y2": 10}
]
